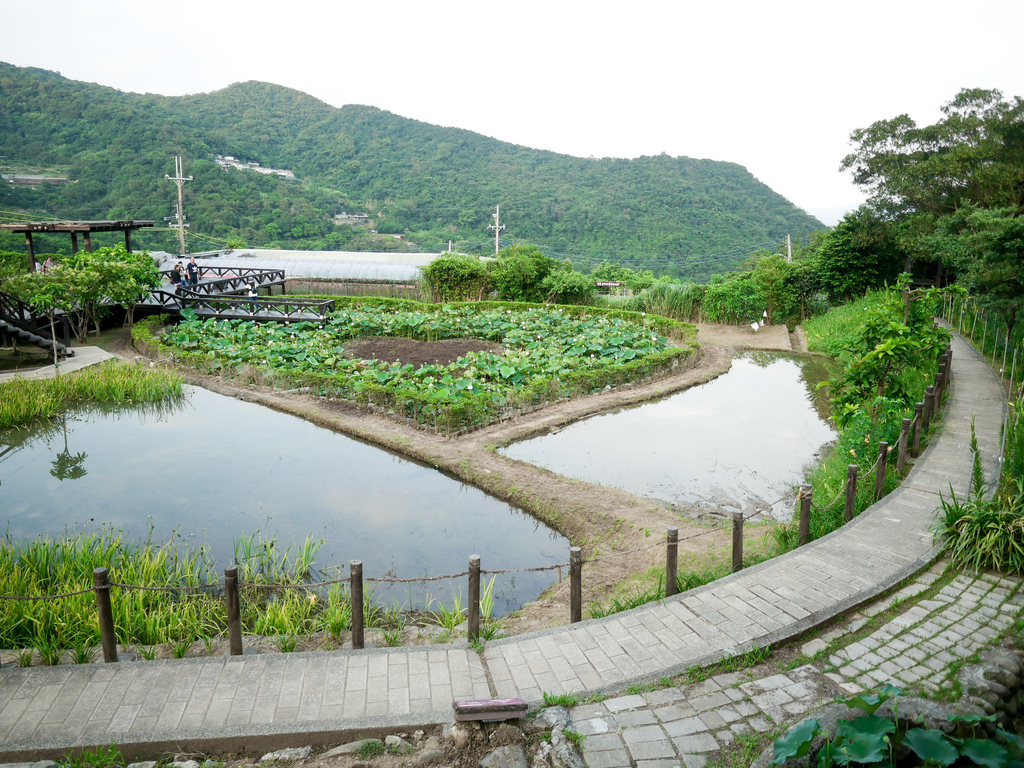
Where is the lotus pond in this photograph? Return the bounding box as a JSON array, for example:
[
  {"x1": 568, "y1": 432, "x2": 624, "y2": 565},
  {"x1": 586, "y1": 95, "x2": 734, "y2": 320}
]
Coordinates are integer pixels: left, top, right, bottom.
[
  {"x1": 156, "y1": 303, "x2": 694, "y2": 433},
  {"x1": 501, "y1": 351, "x2": 838, "y2": 520},
  {"x1": 0, "y1": 385, "x2": 567, "y2": 616}
]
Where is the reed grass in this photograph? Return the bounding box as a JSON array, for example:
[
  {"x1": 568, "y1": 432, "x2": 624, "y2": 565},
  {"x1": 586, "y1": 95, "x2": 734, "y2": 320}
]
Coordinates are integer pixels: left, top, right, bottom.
[
  {"x1": 0, "y1": 528, "x2": 358, "y2": 659},
  {"x1": 428, "y1": 592, "x2": 467, "y2": 631},
  {"x1": 625, "y1": 283, "x2": 706, "y2": 322},
  {"x1": 0, "y1": 361, "x2": 184, "y2": 429},
  {"x1": 934, "y1": 404, "x2": 1024, "y2": 574},
  {"x1": 0, "y1": 528, "x2": 221, "y2": 653}
]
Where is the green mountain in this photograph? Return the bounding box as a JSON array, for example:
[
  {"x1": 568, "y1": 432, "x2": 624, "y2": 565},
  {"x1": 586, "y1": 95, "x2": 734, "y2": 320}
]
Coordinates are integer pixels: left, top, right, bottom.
[{"x1": 0, "y1": 62, "x2": 823, "y2": 277}]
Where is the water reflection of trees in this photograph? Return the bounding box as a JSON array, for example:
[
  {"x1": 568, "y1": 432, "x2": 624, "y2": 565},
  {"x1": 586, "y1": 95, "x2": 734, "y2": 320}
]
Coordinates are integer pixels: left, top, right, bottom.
[
  {"x1": 50, "y1": 415, "x2": 88, "y2": 481},
  {"x1": 0, "y1": 395, "x2": 188, "y2": 484},
  {"x1": 742, "y1": 351, "x2": 838, "y2": 423}
]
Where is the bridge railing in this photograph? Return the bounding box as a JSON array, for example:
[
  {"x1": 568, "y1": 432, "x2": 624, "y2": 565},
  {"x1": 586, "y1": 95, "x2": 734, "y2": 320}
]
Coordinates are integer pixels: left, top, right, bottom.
[
  {"x1": 142, "y1": 268, "x2": 286, "y2": 307},
  {"x1": 158, "y1": 268, "x2": 286, "y2": 296},
  {"x1": 183, "y1": 295, "x2": 335, "y2": 321}
]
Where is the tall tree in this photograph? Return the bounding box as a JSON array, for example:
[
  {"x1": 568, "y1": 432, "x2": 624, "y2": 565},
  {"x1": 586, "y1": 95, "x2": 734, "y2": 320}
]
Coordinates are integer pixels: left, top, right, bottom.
[
  {"x1": 841, "y1": 88, "x2": 1024, "y2": 217},
  {"x1": 816, "y1": 207, "x2": 906, "y2": 302},
  {"x1": 922, "y1": 206, "x2": 1024, "y2": 338}
]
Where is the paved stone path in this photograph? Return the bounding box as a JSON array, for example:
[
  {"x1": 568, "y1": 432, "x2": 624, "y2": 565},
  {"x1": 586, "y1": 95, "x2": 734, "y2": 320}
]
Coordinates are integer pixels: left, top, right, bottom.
[
  {"x1": 569, "y1": 565, "x2": 1024, "y2": 768},
  {"x1": 0, "y1": 331, "x2": 1008, "y2": 760},
  {"x1": 0, "y1": 346, "x2": 115, "y2": 383}
]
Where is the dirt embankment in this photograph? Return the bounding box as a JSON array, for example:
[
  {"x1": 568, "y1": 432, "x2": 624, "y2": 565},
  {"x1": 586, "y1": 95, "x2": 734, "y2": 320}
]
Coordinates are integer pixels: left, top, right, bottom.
[{"x1": 114, "y1": 321, "x2": 794, "y2": 635}]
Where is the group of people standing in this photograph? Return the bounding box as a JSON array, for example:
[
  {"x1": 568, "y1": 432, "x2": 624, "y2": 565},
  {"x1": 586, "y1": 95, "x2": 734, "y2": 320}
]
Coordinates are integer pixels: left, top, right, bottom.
[
  {"x1": 166, "y1": 256, "x2": 260, "y2": 313},
  {"x1": 169, "y1": 256, "x2": 200, "y2": 292}
]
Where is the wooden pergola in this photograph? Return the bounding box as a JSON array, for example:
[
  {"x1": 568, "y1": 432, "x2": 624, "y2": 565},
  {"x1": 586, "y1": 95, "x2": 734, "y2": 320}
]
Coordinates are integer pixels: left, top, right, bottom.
[{"x1": 0, "y1": 219, "x2": 154, "y2": 271}]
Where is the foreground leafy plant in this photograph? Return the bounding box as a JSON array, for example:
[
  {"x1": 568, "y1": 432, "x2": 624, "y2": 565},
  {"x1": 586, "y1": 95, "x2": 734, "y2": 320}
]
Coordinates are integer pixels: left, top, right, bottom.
[{"x1": 771, "y1": 685, "x2": 1022, "y2": 768}]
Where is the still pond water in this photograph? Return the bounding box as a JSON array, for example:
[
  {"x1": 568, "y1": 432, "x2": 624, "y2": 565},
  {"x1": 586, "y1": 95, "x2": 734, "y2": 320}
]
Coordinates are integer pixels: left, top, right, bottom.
[
  {"x1": 501, "y1": 351, "x2": 837, "y2": 520},
  {"x1": 0, "y1": 386, "x2": 566, "y2": 616}
]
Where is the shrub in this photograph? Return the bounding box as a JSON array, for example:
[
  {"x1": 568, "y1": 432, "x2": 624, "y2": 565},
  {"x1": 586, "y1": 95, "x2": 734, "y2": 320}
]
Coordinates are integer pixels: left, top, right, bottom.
[
  {"x1": 420, "y1": 253, "x2": 492, "y2": 302},
  {"x1": 702, "y1": 273, "x2": 762, "y2": 324}
]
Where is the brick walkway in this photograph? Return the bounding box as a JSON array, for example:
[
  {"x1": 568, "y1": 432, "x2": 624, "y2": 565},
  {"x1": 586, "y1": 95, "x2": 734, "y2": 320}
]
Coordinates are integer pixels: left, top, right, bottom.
[
  {"x1": 0, "y1": 331, "x2": 1008, "y2": 761},
  {"x1": 569, "y1": 566, "x2": 1024, "y2": 768}
]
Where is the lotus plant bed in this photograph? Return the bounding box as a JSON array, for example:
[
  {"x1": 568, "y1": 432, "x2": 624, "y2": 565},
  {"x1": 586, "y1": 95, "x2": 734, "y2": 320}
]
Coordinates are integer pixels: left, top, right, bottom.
[{"x1": 144, "y1": 301, "x2": 699, "y2": 434}]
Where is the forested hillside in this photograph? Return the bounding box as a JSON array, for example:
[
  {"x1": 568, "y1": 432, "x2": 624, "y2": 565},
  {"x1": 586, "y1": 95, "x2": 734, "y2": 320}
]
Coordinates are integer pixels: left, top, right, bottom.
[{"x1": 0, "y1": 63, "x2": 823, "y2": 278}]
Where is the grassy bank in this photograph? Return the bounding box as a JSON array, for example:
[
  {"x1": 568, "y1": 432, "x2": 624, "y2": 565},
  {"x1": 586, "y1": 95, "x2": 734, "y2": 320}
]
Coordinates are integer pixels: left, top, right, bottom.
[
  {"x1": 0, "y1": 528, "x2": 494, "y2": 663},
  {"x1": 0, "y1": 360, "x2": 185, "y2": 429}
]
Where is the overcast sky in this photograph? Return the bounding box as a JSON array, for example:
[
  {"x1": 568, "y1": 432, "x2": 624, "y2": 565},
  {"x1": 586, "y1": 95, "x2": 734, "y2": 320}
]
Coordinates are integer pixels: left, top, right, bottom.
[{"x1": 3, "y1": 0, "x2": 1023, "y2": 226}]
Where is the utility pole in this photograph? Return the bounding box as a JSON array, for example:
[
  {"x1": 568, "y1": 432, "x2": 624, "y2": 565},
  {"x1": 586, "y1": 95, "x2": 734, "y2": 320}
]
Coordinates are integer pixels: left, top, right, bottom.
[
  {"x1": 165, "y1": 156, "x2": 193, "y2": 257},
  {"x1": 786, "y1": 234, "x2": 792, "y2": 263},
  {"x1": 487, "y1": 205, "x2": 505, "y2": 256}
]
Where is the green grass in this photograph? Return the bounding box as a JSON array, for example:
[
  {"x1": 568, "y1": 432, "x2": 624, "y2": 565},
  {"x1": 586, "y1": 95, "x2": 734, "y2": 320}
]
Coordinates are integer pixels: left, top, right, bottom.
[
  {"x1": 0, "y1": 360, "x2": 184, "y2": 428},
  {"x1": 62, "y1": 744, "x2": 124, "y2": 768},
  {"x1": 542, "y1": 691, "x2": 581, "y2": 708},
  {"x1": 802, "y1": 291, "x2": 890, "y2": 362},
  {"x1": 357, "y1": 740, "x2": 387, "y2": 760},
  {"x1": 564, "y1": 728, "x2": 586, "y2": 749}
]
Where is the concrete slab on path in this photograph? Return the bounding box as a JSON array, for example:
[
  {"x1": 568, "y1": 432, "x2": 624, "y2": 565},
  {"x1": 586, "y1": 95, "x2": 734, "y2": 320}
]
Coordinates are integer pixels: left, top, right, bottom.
[{"x1": 0, "y1": 346, "x2": 116, "y2": 383}]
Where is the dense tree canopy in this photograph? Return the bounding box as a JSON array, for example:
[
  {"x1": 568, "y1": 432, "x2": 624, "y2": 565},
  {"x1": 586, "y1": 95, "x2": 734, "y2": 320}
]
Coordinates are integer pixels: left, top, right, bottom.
[
  {"x1": 816, "y1": 208, "x2": 907, "y2": 303},
  {"x1": 842, "y1": 88, "x2": 1024, "y2": 218},
  {"x1": 840, "y1": 87, "x2": 1024, "y2": 341}
]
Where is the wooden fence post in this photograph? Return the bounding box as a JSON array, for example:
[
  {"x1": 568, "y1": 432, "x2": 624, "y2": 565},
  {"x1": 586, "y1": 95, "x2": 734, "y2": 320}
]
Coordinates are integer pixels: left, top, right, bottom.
[
  {"x1": 798, "y1": 486, "x2": 812, "y2": 546},
  {"x1": 350, "y1": 560, "x2": 364, "y2": 650},
  {"x1": 911, "y1": 402, "x2": 924, "y2": 458},
  {"x1": 897, "y1": 418, "x2": 911, "y2": 472},
  {"x1": 225, "y1": 567, "x2": 243, "y2": 656},
  {"x1": 938, "y1": 362, "x2": 947, "y2": 397},
  {"x1": 923, "y1": 385, "x2": 937, "y2": 433},
  {"x1": 570, "y1": 547, "x2": 582, "y2": 623},
  {"x1": 468, "y1": 555, "x2": 481, "y2": 641},
  {"x1": 874, "y1": 441, "x2": 888, "y2": 501},
  {"x1": 844, "y1": 465, "x2": 858, "y2": 522},
  {"x1": 731, "y1": 512, "x2": 744, "y2": 572},
  {"x1": 665, "y1": 527, "x2": 678, "y2": 597},
  {"x1": 93, "y1": 567, "x2": 118, "y2": 663}
]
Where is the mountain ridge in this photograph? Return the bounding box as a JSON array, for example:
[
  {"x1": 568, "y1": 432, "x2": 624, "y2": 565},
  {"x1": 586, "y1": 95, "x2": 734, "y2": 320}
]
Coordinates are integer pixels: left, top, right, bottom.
[{"x1": 0, "y1": 62, "x2": 823, "y2": 278}]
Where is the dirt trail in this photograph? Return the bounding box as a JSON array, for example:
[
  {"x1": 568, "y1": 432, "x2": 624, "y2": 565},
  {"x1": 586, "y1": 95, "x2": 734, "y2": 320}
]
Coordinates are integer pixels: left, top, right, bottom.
[{"x1": 115, "y1": 322, "x2": 797, "y2": 635}]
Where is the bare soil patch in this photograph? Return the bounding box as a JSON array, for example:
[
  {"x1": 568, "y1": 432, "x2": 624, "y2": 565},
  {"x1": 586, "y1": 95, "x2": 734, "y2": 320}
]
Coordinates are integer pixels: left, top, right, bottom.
[
  {"x1": 342, "y1": 336, "x2": 504, "y2": 366},
  {"x1": 695, "y1": 322, "x2": 793, "y2": 351}
]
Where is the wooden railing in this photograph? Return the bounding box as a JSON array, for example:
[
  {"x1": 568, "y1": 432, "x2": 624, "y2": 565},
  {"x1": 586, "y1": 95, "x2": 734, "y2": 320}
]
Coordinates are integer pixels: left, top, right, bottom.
[
  {"x1": 182, "y1": 295, "x2": 335, "y2": 321},
  {"x1": 0, "y1": 289, "x2": 71, "y2": 350},
  {"x1": 178, "y1": 269, "x2": 286, "y2": 297}
]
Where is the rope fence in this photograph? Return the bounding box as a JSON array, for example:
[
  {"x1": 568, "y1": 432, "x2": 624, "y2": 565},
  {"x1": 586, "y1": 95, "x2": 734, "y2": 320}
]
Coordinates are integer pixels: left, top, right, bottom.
[{"x1": 2, "y1": 342, "x2": 952, "y2": 659}]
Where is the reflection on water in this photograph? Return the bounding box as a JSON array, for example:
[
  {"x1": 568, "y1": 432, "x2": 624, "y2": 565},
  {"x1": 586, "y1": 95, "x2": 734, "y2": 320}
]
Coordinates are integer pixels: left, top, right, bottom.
[
  {"x1": 501, "y1": 351, "x2": 837, "y2": 521},
  {"x1": 0, "y1": 386, "x2": 566, "y2": 616}
]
